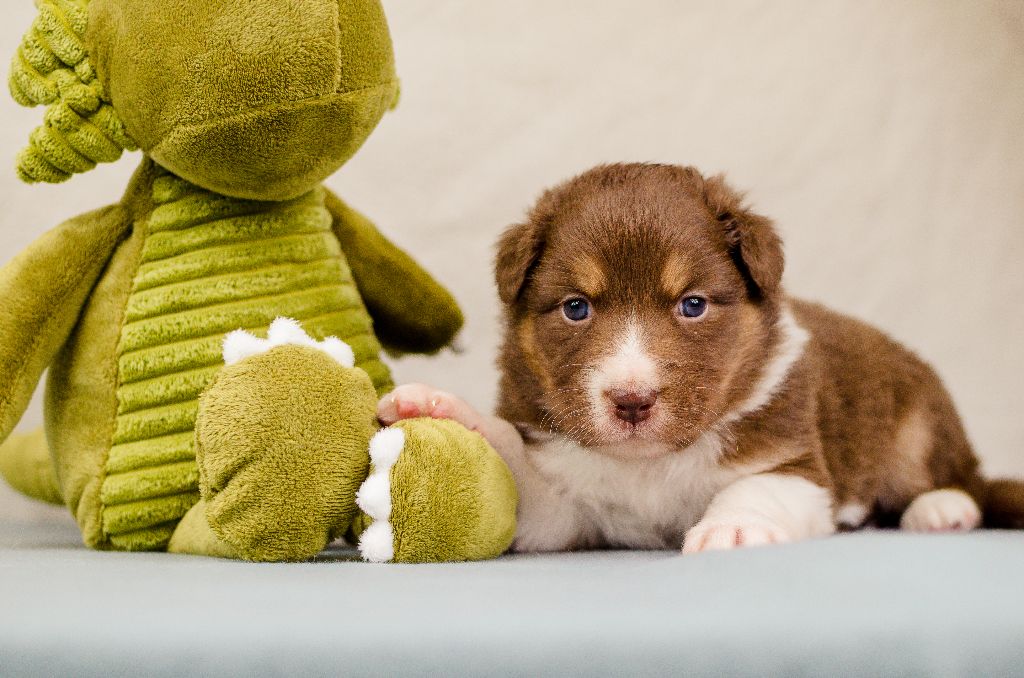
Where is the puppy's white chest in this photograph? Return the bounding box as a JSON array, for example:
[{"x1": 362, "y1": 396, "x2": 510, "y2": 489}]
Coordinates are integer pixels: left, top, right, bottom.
[{"x1": 525, "y1": 434, "x2": 737, "y2": 549}]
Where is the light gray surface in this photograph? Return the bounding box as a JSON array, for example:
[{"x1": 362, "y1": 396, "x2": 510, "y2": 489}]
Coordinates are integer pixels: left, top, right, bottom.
[{"x1": 2, "y1": 515, "x2": 1024, "y2": 677}]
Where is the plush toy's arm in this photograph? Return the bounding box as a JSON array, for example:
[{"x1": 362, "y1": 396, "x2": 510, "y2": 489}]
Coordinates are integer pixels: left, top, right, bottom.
[
  {"x1": 0, "y1": 205, "x2": 131, "y2": 443},
  {"x1": 324, "y1": 189, "x2": 464, "y2": 355}
]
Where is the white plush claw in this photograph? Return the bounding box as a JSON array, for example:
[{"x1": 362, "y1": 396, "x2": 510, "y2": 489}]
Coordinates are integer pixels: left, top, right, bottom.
[
  {"x1": 355, "y1": 473, "x2": 392, "y2": 520},
  {"x1": 266, "y1": 317, "x2": 311, "y2": 347},
  {"x1": 355, "y1": 427, "x2": 407, "y2": 563},
  {"x1": 220, "y1": 317, "x2": 355, "y2": 368},
  {"x1": 320, "y1": 336, "x2": 355, "y2": 369},
  {"x1": 358, "y1": 521, "x2": 395, "y2": 563},
  {"x1": 368, "y1": 427, "x2": 405, "y2": 468},
  {"x1": 222, "y1": 329, "x2": 270, "y2": 365}
]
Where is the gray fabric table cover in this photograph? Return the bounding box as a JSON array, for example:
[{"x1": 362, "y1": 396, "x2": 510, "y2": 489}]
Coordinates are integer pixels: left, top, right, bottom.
[{"x1": 2, "y1": 519, "x2": 1023, "y2": 677}]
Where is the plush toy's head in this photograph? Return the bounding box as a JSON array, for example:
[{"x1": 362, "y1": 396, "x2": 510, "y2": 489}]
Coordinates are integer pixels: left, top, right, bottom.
[{"x1": 10, "y1": 0, "x2": 399, "y2": 200}]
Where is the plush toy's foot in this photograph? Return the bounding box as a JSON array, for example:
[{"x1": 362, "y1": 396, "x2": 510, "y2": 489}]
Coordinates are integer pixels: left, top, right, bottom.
[
  {"x1": 167, "y1": 499, "x2": 242, "y2": 559},
  {"x1": 353, "y1": 417, "x2": 518, "y2": 563},
  {"x1": 193, "y1": 319, "x2": 379, "y2": 562}
]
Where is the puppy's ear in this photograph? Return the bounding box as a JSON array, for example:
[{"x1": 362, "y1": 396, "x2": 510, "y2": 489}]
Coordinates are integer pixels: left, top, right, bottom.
[
  {"x1": 494, "y1": 194, "x2": 556, "y2": 304},
  {"x1": 702, "y1": 173, "x2": 784, "y2": 298},
  {"x1": 495, "y1": 222, "x2": 545, "y2": 304}
]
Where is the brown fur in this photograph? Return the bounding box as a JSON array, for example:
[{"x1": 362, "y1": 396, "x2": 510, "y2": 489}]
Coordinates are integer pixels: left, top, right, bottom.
[{"x1": 494, "y1": 162, "x2": 1023, "y2": 528}]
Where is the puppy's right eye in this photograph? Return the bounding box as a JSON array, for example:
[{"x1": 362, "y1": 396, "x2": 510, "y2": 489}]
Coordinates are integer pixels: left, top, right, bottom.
[
  {"x1": 562, "y1": 297, "x2": 591, "y2": 322},
  {"x1": 679, "y1": 296, "x2": 708, "y2": 318}
]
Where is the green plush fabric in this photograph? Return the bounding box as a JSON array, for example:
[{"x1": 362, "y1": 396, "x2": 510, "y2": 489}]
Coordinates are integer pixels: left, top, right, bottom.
[
  {"x1": 188, "y1": 345, "x2": 378, "y2": 561},
  {"x1": 11, "y1": 0, "x2": 399, "y2": 199},
  {"x1": 86, "y1": 0, "x2": 398, "y2": 200},
  {"x1": 3, "y1": 0, "x2": 493, "y2": 563},
  {"x1": 386, "y1": 418, "x2": 518, "y2": 563},
  {"x1": 0, "y1": 202, "x2": 130, "y2": 444},
  {"x1": 325, "y1": 190, "x2": 465, "y2": 355},
  {"x1": 0, "y1": 430, "x2": 62, "y2": 506},
  {"x1": 177, "y1": 341, "x2": 516, "y2": 563},
  {"x1": 0, "y1": 155, "x2": 469, "y2": 553},
  {"x1": 167, "y1": 500, "x2": 241, "y2": 560},
  {"x1": 43, "y1": 162, "x2": 155, "y2": 549},
  {"x1": 8, "y1": 0, "x2": 137, "y2": 183},
  {"x1": 76, "y1": 160, "x2": 392, "y2": 552}
]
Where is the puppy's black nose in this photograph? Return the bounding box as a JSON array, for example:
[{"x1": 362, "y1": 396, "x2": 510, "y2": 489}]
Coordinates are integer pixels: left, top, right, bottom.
[{"x1": 607, "y1": 389, "x2": 657, "y2": 425}]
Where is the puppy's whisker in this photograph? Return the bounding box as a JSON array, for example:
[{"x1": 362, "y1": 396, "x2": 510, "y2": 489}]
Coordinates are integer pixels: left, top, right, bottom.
[{"x1": 543, "y1": 386, "x2": 590, "y2": 396}]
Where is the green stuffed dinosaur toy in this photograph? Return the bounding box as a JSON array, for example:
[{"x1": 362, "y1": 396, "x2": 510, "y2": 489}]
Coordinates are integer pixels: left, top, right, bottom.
[{"x1": 0, "y1": 0, "x2": 517, "y2": 563}]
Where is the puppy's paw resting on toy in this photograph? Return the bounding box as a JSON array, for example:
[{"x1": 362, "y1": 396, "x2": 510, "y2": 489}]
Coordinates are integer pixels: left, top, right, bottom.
[{"x1": 378, "y1": 383, "x2": 489, "y2": 433}]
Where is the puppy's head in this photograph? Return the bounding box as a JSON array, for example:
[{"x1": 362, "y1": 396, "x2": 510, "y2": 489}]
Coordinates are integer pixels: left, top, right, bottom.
[{"x1": 495, "y1": 163, "x2": 785, "y2": 457}]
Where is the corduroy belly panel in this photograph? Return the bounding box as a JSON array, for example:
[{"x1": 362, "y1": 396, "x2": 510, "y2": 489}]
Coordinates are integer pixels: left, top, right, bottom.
[{"x1": 98, "y1": 171, "x2": 390, "y2": 550}]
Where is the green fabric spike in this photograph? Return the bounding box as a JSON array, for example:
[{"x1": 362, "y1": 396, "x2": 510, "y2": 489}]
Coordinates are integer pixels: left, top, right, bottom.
[
  {"x1": 33, "y1": 2, "x2": 88, "y2": 67},
  {"x1": 44, "y1": 102, "x2": 123, "y2": 163},
  {"x1": 9, "y1": 0, "x2": 136, "y2": 182}
]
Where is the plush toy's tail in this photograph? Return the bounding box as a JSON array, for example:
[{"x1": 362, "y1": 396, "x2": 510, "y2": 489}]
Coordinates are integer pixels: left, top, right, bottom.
[
  {"x1": 0, "y1": 429, "x2": 63, "y2": 505},
  {"x1": 983, "y1": 479, "x2": 1024, "y2": 529}
]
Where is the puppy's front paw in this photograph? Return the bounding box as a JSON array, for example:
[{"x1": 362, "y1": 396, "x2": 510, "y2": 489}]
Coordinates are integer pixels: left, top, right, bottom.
[
  {"x1": 900, "y1": 488, "x2": 981, "y2": 533},
  {"x1": 682, "y1": 516, "x2": 793, "y2": 554},
  {"x1": 378, "y1": 383, "x2": 439, "y2": 422},
  {"x1": 378, "y1": 383, "x2": 484, "y2": 432}
]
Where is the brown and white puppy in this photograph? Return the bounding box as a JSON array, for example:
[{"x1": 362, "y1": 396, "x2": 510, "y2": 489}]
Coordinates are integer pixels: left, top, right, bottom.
[{"x1": 378, "y1": 162, "x2": 1024, "y2": 554}]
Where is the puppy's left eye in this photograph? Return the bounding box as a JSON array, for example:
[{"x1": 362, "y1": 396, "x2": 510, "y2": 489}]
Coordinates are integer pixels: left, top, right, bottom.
[
  {"x1": 679, "y1": 296, "x2": 707, "y2": 318},
  {"x1": 562, "y1": 297, "x2": 591, "y2": 322}
]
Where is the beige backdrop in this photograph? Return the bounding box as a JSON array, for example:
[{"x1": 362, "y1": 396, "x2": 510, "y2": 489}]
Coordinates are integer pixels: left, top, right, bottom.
[{"x1": 2, "y1": 1, "x2": 1022, "y2": 520}]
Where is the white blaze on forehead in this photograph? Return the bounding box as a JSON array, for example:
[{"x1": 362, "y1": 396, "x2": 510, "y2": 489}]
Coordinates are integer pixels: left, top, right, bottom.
[{"x1": 590, "y1": 319, "x2": 660, "y2": 396}]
